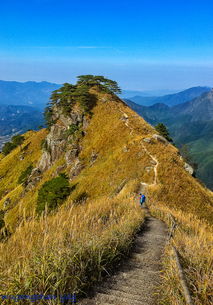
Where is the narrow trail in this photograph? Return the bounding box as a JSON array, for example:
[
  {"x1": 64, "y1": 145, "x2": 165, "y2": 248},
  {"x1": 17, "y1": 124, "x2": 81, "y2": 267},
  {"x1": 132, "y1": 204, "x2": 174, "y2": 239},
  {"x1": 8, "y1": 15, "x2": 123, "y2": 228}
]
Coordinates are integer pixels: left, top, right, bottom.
[
  {"x1": 79, "y1": 109, "x2": 167, "y2": 305},
  {"x1": 119, "y1": 109, "x2": 159, "y2": 186},
  {"x1": 140, "y1": 142, "x2": 159, "y2": 186},
  {"x1": 79, "y1": 213, "x2": 167, "y2": 305}
]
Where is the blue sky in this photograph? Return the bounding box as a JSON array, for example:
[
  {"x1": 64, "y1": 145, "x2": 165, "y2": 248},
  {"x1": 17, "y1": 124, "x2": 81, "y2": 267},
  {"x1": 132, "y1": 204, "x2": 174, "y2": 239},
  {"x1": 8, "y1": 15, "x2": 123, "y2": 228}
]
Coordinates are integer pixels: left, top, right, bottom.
[{"x1": 1, "y1": 0, "x2": 213, "y2": 90}]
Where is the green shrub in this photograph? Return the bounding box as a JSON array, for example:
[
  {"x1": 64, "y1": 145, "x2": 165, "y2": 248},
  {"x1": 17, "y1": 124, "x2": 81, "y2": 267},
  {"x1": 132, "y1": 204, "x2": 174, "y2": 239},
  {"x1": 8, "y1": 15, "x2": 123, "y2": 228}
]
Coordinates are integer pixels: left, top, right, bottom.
[
  {"x1": 2, "y1": 135, "x2": 25, "y2": 155},
  {"x1": 18, "y1": 164, "x2": 33, "y2": 185},
  {"x1": 44, "y1": 105, "x2": 56, "y2": 129},
  {"x1": 68, "y1": 124, "x2": 79, "y2": 134},
  {"x1": 155, "y1": 123, "x2": 173, "y2": 142},
  {"x1": 21, "y1": 142, "x2": 30, "y2": 152},
  {"x1": 36, "y1": 173, "x2": 71, "y2": 215},
  {"x1": 0, "y1": 210, "x2": 5, "y2": 230},
  {"x1": 2, "y1": 142, "x2": 16, "y2": 155},
  {"x1": 73, "y1": 191, "x2": 88, "y2": 205},
  {"x1": 11, "y1": 135, "x2": 25, "y2": 146}
]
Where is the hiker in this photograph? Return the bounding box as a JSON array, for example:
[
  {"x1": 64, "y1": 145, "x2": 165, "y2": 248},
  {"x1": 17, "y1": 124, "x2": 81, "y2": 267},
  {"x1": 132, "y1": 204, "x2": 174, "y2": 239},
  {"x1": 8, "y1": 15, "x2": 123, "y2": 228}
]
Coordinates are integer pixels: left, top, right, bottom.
[{"x1": 139, "y1": 193, "x2": 146, "y2": 207}]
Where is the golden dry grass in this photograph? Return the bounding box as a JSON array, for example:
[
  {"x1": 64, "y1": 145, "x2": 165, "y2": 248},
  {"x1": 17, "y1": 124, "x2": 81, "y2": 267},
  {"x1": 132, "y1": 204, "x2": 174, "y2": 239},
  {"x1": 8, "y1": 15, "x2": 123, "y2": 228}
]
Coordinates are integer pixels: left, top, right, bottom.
[
  {"x1": 0, "y1": 180, "x2": 144, "y2": 304},
  {"x1": 149, "y1": 203, "x2": 213, "y2": 305},
  {"x1": 0, "y1": 130, "x2": 47, "y2": 197}
]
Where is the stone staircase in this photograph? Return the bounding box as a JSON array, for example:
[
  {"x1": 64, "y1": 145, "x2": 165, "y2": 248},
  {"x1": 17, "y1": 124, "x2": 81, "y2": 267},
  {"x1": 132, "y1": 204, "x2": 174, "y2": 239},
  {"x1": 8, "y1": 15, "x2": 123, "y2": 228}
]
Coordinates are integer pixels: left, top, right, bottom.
[{"x1": 79, "y1": 216, "x2": 167, "y2": 305}]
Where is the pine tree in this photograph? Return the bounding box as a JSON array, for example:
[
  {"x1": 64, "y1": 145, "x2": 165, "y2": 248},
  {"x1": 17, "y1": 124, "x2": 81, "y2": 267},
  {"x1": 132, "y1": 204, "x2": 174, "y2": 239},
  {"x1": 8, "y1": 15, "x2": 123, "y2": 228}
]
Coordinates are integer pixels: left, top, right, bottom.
[
  {"x1": 155, "y1": 123, "x2": 173, "y2": 142},
  {"x1": 44, "y1": 75, "x2": 122, "y2": 126}
]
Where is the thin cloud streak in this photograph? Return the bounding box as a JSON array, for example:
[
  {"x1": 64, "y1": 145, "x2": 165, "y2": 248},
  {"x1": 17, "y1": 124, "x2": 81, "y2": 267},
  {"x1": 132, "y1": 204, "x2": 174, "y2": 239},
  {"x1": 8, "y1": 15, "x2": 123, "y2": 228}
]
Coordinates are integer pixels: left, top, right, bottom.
[{"x1": 18, "y1": 46, "x2": 114, "y2": 49}]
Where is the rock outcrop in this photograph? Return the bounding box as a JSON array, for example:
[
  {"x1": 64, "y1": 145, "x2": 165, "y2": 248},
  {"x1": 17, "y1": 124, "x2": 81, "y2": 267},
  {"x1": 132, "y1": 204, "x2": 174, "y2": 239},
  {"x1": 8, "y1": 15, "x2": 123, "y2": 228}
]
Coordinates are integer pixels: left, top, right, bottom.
[
  {"x1": 37, "y1": 105, "x2": 90, "y2": 172},
  {"x1": 184, "y1": 162, "x2": 194, "y2": 176},
  {"x1": 25, "y1": 168, "x2": 42, "y2": 191},
  {"x1": 152, "y1": 134, "x2": 168, "y2": 144}
]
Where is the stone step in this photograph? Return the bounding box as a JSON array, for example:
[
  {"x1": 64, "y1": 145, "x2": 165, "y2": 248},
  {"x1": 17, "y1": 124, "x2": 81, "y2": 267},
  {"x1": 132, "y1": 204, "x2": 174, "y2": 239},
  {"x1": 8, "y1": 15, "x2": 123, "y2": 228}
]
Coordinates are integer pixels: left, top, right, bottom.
[
  {"x1": 111, "y1": 268, "x2": 161, "y2": 281},
  {"x1": 79, "y1": 296, "x2": 117, "y2": 305},
  {"x1": 95, "y1": 292, "x2": 146, "y2": 305},
  {"x1": 112, "y1": 277, "x2": 160, "y2": 290},
  {"x1": 97, "y1": 286, "x2": 148, "y2": 302}
]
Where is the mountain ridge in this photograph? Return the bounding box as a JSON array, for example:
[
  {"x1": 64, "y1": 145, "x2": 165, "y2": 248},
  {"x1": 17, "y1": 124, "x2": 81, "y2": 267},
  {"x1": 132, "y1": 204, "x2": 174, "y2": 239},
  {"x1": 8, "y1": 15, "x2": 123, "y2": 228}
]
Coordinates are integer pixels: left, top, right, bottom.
[
  {"x1": 173, "y1": 89, "x2": 213, "y2": 121},
  {"x1": 0, "y1": 105, "x2": 44, "y2": 150},
  {"x1": 128, "y1": 86, "x2": 211, "y2": 106},
  {"x1": 0, "y1": 79, "x2": 212, "y2": 305},
  {"x1": 0, "y1": 80, "x2": 60, "y2": 109}
]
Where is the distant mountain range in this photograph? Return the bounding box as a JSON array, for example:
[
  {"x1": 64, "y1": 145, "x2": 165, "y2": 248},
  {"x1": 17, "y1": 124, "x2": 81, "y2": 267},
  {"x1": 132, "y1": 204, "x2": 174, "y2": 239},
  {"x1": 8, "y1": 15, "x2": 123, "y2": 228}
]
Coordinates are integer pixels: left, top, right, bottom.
[
  {"x1": 0, "y1": 80, "x2": 209, "y2": 109},
  {"x1": 0, "y1": 80, "x2": 60, "y2": 109},
  {"x1": 0, "y1": 105, "x2": 44, "y2": 150},
  {"x1": 125, "y1": 89, "x2": 213, "y2": 190},
  {"x1": 0, "y1": 105, "x2": 44, "y2": 135},
  {"x1": 120, "y1": 89, "x2": 180, "y2": 99},
  {"x1": 127, "y1": 86, "x2": 211, "y2": 106},
  {"x1": 0, "y1": 80, "x2": 59, "y2": 147}
]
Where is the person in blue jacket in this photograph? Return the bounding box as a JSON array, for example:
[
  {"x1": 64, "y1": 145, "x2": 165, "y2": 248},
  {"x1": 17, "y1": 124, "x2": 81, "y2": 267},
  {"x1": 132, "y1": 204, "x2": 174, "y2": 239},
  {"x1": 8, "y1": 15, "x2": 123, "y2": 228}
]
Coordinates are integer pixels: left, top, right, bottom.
[{"x1": 139, "y1": 193, "x2": 146, "y2": 207}]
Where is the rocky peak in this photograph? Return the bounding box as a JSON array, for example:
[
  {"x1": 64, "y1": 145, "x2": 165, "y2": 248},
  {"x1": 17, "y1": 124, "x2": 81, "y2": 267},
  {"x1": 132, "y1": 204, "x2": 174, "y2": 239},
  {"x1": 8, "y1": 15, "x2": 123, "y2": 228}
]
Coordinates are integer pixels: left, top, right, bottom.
[{"x1": 38, "y1": 107, "x2": 89, "y2": 172}]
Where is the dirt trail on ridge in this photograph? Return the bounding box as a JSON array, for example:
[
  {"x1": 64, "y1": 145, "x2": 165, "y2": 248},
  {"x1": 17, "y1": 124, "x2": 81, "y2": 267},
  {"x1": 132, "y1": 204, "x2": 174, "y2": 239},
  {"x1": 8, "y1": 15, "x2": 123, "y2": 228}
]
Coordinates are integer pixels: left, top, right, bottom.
[
  {"x1": 79, "y1": 110, "x2": 167, "y2": 305},
  {"x1": 119, "y1": 108, "x2": 159, "y2": 186}
]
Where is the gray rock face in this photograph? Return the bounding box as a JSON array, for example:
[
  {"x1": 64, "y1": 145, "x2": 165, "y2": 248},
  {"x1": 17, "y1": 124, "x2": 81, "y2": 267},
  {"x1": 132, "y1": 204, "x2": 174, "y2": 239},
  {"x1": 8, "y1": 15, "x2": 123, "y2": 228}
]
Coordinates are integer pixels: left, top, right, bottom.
[
  {"x1": 52, "y1": 105, "x2": 85, "y2": 127},
  {"x1": 184, "y1": 163, "x2": 194, "y2": 176},
  {"x1": 25, "y1": 168, "x2": 42, "y2": 190},
  {"x1": 90, "y1": 151, "x2": 98, "y2": 164},
  {"x1": 69, "y1": 159, "x2": 84, "y2": 179},
  {"x1": 38, "y1": 106, "x2": 89, "y2": 172},
  {"x1": 65, "y1": 144, "x2": 80, "y2": 165},
  {"x1": 83, "y1": 116, "x2": 90, "y2": 129},
  {"x1": 60, "y1": 112, "x2": 83, "y2": 127},
  {"x1": 3, "y1": 198, "x2": 11, "y2": 209},
  {"x1": 37, "y1": 123, "x2": 67, "y2": 172},
  {"x1": 152, "y1": 134, "x2": 168, "y2": 144},
  {"x1": 38, "y1": 151, "x2": 52, "y2": 172},
  {"x1": 143, "y1": 138, "x2": 152, "y2": 143},
  {"x1": 55, "y1": 165, "x2": 67, "y2": 175}
]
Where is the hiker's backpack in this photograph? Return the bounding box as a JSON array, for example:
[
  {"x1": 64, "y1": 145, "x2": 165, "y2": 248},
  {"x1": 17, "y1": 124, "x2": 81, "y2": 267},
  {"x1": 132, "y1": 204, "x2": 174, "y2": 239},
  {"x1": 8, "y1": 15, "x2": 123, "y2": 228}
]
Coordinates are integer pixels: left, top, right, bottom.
[{"x1": 141, "y1": 195, "x2": 146, "y2": 203}]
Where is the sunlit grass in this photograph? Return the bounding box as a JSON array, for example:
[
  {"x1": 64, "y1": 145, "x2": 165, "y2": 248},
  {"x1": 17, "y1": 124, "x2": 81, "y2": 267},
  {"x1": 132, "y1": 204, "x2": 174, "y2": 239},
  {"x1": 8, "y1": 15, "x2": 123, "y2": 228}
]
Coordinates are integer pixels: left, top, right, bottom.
[
  {"x1": 149, "y1": 203, "x2": 213, "y2": 305},
  {"x1": 0, "y1": 181, "x2": 144, "y2": 304}
]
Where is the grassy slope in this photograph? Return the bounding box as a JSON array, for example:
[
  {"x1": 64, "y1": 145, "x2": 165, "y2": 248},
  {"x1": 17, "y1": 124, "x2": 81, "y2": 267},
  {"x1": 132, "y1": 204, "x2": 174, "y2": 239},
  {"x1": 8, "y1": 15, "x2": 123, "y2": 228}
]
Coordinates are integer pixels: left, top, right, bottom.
[
  {"x1": 0, "y1": 130, "x2": 47, "y2": 198},
  {"x1": 0, "y1": 129, "x2": 47, "y2": 220},
  {"x1": 150, "y1": 204, "x2": 213, "y2": 305},
  {"x1": 128, "y1": 98, "x2": 213, "y2": 191},
  {"x1": 0, "y1": 91, "x2": 212, "y2": 302}
]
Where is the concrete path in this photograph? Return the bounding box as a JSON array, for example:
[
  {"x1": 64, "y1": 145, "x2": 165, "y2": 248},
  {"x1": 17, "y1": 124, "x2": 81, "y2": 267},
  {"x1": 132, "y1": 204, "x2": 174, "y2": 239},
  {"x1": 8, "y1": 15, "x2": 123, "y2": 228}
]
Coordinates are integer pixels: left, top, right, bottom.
[{"x1": 79, "y1": 213, "x2": 167, "y2": 305}]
